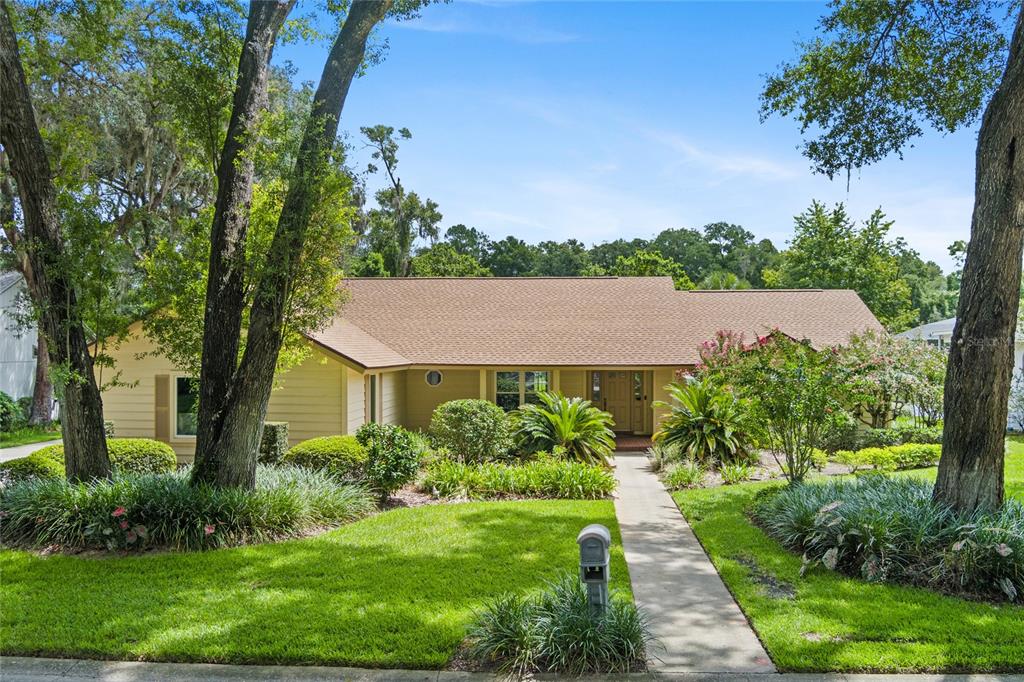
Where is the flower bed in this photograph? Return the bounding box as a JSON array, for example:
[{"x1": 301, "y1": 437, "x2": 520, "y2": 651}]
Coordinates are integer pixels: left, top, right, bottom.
[{"x1": 420, "y1": 459, "x2": 616, "y2": 500}]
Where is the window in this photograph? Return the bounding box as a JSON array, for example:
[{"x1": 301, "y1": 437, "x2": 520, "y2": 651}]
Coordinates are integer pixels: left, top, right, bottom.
[
  {"x1": 424, "y1": 370, "x2": 443, "y2": 386},
  {"x1": 591, "y1": 371, "x2": 602, "y2": 402},
  {"x1": 633, "y1": 371, "x2": 643, "y2": 401},
  {"x1": 175, "y1": 377, "x2": 198, "y2": 438},
  {"x1": 495, "y1": 370, "x2": 552, "y2": 411},
  {"x1": 496, "y1": 371, "x2": 520, "y2": 412}
]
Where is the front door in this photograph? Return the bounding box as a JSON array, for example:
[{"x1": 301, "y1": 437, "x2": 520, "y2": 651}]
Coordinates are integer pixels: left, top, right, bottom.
[{"x1": 603, "y1": 371, "x2": 631, "y2": 430}]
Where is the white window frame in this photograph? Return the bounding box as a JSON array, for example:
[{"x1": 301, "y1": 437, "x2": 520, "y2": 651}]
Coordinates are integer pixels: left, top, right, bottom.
[{"x1": 171, "y1": 374, "x2": 198, "y2": 440}]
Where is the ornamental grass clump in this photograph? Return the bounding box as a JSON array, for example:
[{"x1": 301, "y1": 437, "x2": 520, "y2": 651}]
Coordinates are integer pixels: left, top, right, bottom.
[
  {"x1": 0, "y1": 465, "x2": 374, "y2": 551},
  {"x1": 421, "y1": 458, "x2": 615, "y2": 500},
  {"x1": 754, "y1": 476, "x2": 1024, "y2": 602},
  {"x1": 468, "y1": 572, "x2": 651, "y2": 676}
]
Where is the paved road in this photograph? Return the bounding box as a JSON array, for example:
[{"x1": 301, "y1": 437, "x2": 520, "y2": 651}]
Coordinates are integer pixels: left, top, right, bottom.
[
  {"x1": 3, "y1": 657, "x2": 1022, "y2": 681},
  {"x1": 0, "y1": 439, "x2": 61, "y2": 462},
  {"x1": 611, "y1": 454, "x2": 774, "y2": 674}
]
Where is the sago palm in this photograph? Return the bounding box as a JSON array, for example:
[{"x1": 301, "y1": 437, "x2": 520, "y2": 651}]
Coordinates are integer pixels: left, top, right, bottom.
[
  {"x1": 653, "y1": 377, "x2": 752, "y2": 466},
  {"x1": 515, "y1": 392, "x2": 616, "y2": 466}
]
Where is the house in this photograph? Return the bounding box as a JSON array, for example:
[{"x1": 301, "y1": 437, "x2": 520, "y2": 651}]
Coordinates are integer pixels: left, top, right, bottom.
[
  {"x1": 0, "y1": 272, "x2": 39, "y2": 401},
  {"x1": 899, "y1": 316, "x2": 1024, "y2": 428},
  {"x1": 98, "y1": 277, "x2": 883, "y2": 460}
]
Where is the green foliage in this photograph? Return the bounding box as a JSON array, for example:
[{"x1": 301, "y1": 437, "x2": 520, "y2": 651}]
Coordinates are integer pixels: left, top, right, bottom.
[
  {"x1": 720, "y1": 461, "x2": 754, "y2": 485},
  {"x1": 410, "y1": 243, "x2": 490, "y2": 277},
  {"x1": 764, "y1": 202, "x2": 916, "y2": 331},
  {"x1": 0, "y1": 391, "x2": 24, "y2": 432},
  {"x1": 421, "y1": 459, "x2": 616, "y2": 500},
  {"x1": 428, "y1": 399, "x2": 513, "y2": 463},
  {"x1": 468, "y1": 572, "x2": 651, "y2": 676},
  {"x1": 514, "y1": 392, "x2": 615, "y2": 467},
  {"x1": 355, "y1": 423, "x2": 421, "y2": 501},
  {"x1": 258, "y1": 422, "x2": 289, "y2": 464},
  {"x1": 662, "y1": 460, "x2": 705, "y2": 490},
  {"x1": 28, "y1": 438, "x2": 176, "y2": 477},
  {"x1": 0, "y1": 466, "x2": 373, "y2": 551},
  {"x1": 645, "y1": 442, "x2": 683, "y2": 473},
  {"x1": 1010, "y1": 372, "x2": 1024, "y2": 432},
  {"x1": 754, "y1": 476, "x2": 1023, "y2": 602},
  {"x1": 653, "y1": 376, "x2": 753, "y2": 466},
  {"x1": 698, "y1": 331, "x2": 851, "y2": 483},
  {"x1": 835, "y1": 443, "x2": 942, "y2": 472},
  {"x1": 0, "y1": 423, "x2": 62, "y2": 448},
  {"x1": 0, "y1": 452, "x2": 65, "y2": 484},
  {"x1": 282, "y1": 435, "x2": 367, "y2": 479},
  {"x1": 607, "y1": 249, "x2": 694, "y2": 290},
  {"x1": 760, "y1": 0, "x2": 1008, "y2": 177}
]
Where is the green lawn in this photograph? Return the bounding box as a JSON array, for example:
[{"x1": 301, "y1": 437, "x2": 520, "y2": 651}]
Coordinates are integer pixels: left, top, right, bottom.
[
  {"x1": 672, "y1": 443, "x2": 1024, "y2": 673},
  {"x1": 0, "y1": 500, "x2": 629, "y2": 668},
  {"x1": 0, "y1": 424, "x2": 61, "y2": 448}
]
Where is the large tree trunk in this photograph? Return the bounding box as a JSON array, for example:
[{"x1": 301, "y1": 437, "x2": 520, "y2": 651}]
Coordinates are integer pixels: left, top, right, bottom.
[
  {"x1": 934, "y1": 11, "x2": 1024, "y2": 513},
  {"x1": 0, "y1": 0, "x2": 109, "y2": 481},
  {"x1": 191, "y1": 0, "x2": 294, "y2": 485},
  {"x1": 29, "y1": 333, "x2": 52, "y2": 424},
  {"x1": 196, "y1": 0, "x2": 392, "y2": 488}
]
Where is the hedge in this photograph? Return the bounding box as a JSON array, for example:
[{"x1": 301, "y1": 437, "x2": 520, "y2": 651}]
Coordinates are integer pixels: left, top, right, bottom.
[
  {"x1": 282, "y1": 435, "x2": 367, "y2": 479},
  {"x1": 0, "y1": 438, "x2": 176, "y2": 483},
  {"x1": 834, "y1": 443, "x2": 942, "y2": 472}
]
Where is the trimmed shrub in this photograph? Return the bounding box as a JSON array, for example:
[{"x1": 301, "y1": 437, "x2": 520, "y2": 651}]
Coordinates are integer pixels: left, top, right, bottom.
[
  {"x1": 32, "y1": 438, "x2": 176, "y2": 475},
  {"x1": 429, "y1": 399, "x2": 513, "y2": 463},
  {"x1": 104, "y1": 420, "x2": 116, "y2": 437},
  {"x1": 356, "y1": 423, "x2": 421, "y2": 501},
  {"x1": 754, "y1": 476, "x2": 1024, "y2": 602},
  {"x1": 0, "y1": 451, "x2": 64, "y2": 483},
  {"x1": 0, "y1": 465, "x2": 375, "y2": 551},
  {"x1": 421, "y1": 458, "x2": 616, "y2": 499},
  {"x1": 662, "y1": 460, "x2": 704, "y2": 490},
  {"x1": 282, "y1": 435, "x2": 367, "y2": 479},
  {"x1": 835, "y1": 443, "x2": 941, "y2": 472},
  {"x1": 258, "y1": 422, "x2": 289, "y2": 464},
  {"x1": 468, "y1": 572, "x2": 651, "y2": 676}
]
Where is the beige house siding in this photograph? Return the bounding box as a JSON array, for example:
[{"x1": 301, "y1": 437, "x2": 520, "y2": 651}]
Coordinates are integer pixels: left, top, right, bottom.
[
  {"x1": 404, "y1": 368, "x2": 480, "y2": 431},
  {"x1": 651, "y1": 367, "x2": 680, "y2": 432},
  {"x1": 380, "y1": 370, "x2": 406, "y2": 425},
  {"x1": 99, "y1": 328, "x2": 351, "y2": 461},
  {"x1": 559, "y1": 369, "x2": 588, "y2": 400},
  {"x1": 345, "y1": 367, "x2": 365, "y2": 434},
  {"x1": 265, "y1": 349, "x2": 344, "y2": 445}
]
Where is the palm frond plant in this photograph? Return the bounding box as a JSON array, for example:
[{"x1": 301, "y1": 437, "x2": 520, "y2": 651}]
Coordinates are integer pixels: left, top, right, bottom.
[
  {"x1": 514, "y1": 392, "x2": 616, "y2": 467},
  {"x1": 653, "y1": 376, "x2": 753, "y2": 467}
]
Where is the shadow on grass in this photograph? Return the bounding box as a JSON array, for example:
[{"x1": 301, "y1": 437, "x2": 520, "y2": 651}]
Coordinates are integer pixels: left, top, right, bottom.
[{"x1": 0, "y1": 500, "x2": 628, "y2": 669}]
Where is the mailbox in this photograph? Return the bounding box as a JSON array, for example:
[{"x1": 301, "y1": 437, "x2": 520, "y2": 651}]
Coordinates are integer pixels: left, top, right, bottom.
[{"x1": 577, "y1": 524, "x2": 611, "y2": 611}]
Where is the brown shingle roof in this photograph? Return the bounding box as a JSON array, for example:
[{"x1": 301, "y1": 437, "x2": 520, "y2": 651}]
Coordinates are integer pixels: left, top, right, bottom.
[{"x1": 308, "y1": 277, "x2": 883, "y2": 369}]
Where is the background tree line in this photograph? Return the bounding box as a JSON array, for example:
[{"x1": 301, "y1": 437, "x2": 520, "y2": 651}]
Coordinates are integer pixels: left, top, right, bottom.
[{"x1": 347, "y1": 125, "x2": 966, "y2": 332}]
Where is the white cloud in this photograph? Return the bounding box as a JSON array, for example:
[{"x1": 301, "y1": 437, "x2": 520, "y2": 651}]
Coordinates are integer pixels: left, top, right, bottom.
[
  {"x1": 645, "y1": 129, "x2": 800, "y2": 182},
  {"x1": 392, "y1": 15, "x2": 579, "y2": 44}
]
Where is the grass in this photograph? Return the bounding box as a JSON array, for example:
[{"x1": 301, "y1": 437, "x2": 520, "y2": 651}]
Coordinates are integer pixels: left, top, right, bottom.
[
  {"x1": 0, "y1": 424, "x2": 61, "y2": 448},
  {"x1": 0, "y1": 500, "x2": 629, "y2": 668},
  {"x1": 671, "y1": 441, "x2": 1024, "y2": 672}
]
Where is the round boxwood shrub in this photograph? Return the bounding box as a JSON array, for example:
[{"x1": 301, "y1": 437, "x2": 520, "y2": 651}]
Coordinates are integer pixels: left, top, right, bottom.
[
  {"x1": 429, "y1": 399, "x2": 513, "y2": 463},
  {"x1": 0, "y1": 451, "x2": 65, "y2": 483},
  {"x1": 0, "y1": 390, "x2": 23, "y2": 433},
  {"x1": 33, "y1": 438, "x2": 177, "y2": 475},
  {"x1": 282, "y1": 435, "x2": 367, "y2": 479}
]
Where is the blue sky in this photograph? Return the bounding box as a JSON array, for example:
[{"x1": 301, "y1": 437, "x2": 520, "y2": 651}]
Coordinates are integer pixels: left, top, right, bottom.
[{"x1": 276, "y1": 1, "x2": 981, "y2": 271}]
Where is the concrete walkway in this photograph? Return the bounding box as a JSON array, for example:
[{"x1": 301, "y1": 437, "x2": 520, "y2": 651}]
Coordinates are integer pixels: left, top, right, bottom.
[
  {"x1": 0, "y1": 439, "x2": 61, "y2": 462},
  {"x1": 4, "y1": 657, "x2": 1022, "y2": 682},
  {"x1": 611, "y1": 454, "x2": 774, "y2": 674}
]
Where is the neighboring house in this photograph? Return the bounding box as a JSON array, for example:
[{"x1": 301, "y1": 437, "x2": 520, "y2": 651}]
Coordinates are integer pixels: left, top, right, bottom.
[
  {"x1": 899, "y1": 316, "x2": 1024, "y2": 428},
  {"x1": 898, "y1": 316, "x2": 1024, "y2": 372},
  {"x1": 0, "y1": 271, "x2": 38, "y2": 400},
  {"x1": 99, "y1": 277, "x2": 883, "y2": 460}
]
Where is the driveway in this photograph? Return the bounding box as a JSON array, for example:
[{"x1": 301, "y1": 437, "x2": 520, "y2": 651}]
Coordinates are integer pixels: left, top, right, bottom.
[{"x1": 0, "y1": 439, "x2": 61, "y2": 462}]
